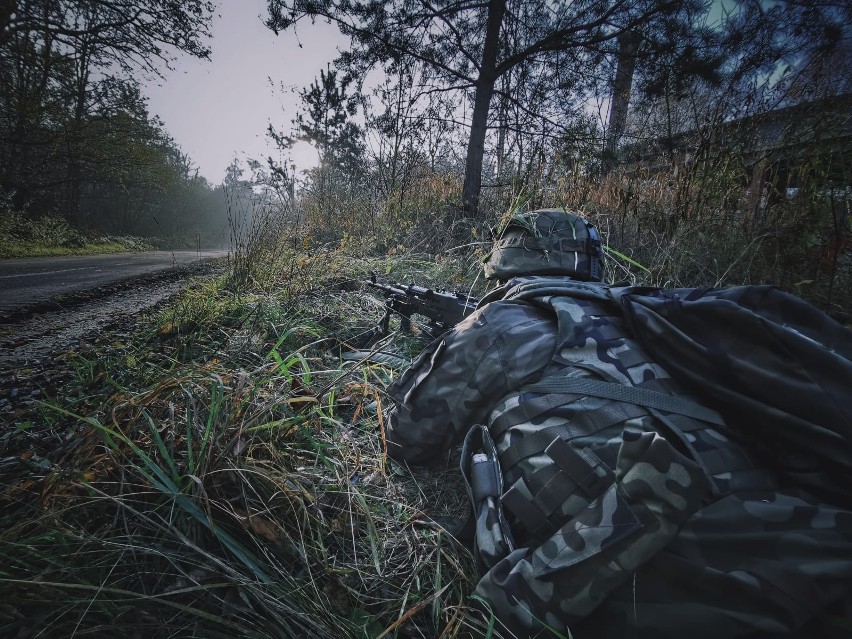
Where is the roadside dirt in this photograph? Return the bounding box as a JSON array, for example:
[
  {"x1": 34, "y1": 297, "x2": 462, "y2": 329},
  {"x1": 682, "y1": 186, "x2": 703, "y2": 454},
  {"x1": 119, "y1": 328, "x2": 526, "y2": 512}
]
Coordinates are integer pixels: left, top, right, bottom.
[{"x1": 0, "y1": 260, "x2": 223, "y2": 422}]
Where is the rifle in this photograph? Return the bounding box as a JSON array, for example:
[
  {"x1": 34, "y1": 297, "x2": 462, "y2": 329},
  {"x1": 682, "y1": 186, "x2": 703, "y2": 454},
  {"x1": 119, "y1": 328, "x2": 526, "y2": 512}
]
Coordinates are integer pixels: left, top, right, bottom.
[{"x1": 363, "y1": 274, "x2": 479, "y2": 340}]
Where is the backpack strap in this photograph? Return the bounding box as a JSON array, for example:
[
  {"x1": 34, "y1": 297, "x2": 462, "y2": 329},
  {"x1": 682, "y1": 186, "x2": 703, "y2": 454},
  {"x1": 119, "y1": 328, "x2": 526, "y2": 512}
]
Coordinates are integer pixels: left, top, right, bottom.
[
  {"x1": 522, "y1": 377, "x2": 725, "y2": 426},
  {"x1": 491, "y1": 394, "x2": 647, "y2": 441}
]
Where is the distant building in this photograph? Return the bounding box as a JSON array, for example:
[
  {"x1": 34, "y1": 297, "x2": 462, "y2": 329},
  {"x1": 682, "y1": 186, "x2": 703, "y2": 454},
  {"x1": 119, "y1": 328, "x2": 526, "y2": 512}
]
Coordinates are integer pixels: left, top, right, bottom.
[{"x1": 619, "y1": 93, "x2": 852, "y2": 217}]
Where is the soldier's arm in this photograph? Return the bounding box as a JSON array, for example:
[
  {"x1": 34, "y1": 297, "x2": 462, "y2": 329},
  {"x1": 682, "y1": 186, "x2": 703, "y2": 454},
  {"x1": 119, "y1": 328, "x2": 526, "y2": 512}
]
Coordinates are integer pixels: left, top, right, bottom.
[{"x1": 386, "y1": 301, "x2": 554, "y2": 465}]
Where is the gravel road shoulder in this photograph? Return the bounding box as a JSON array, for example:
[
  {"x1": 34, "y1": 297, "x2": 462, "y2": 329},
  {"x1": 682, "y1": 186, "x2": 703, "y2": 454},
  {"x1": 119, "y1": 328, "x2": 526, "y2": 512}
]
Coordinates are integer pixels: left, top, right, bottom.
[{"x1": 0, "y1": 260, "x2": 223, "y2": 420}]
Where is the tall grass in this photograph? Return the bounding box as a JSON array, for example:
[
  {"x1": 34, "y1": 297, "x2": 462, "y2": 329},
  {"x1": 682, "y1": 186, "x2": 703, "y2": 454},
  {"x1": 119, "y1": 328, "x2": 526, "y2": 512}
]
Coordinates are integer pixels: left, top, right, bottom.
[
  {"x1": 275, "y1": 136, "x2": 849, "y2": 320},
  {"x1": 526, "y1": 149, "x2": 851, "y2": 318},
  {"x1": 0, "y1": 231, "x2": 492, "y2": 637}
]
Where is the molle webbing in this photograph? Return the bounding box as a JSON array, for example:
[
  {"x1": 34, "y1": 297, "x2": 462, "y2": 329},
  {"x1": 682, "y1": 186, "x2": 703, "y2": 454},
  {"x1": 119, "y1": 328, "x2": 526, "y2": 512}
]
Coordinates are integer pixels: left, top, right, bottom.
[
  {"x1": 502, "y1": 440, "x2": 614, "y2": 539},
  {"x1": 495, "y1": 401, "x2": 646, "y2": 469},
  {"x1": 494, "y1": 375, "x2": 728, "y2": 539},
  {"x1": 492, "y1": 394, "x2": 648, "y2": 439},
  {"x1": 495, "y1": 383, "x2": 780, "y2": 540},
  {"x1": 490, "y1": 392, "x2": 584, "y2": 438},
  {"x1": 501, "y1": 477, "x2": 550, "y2": 538},
  {"x1": 495, "y1": 377, "x2": 756, "y2": 486},
  {"x1": 615, "y1": 345, "x2": 662, "y2": 369}
]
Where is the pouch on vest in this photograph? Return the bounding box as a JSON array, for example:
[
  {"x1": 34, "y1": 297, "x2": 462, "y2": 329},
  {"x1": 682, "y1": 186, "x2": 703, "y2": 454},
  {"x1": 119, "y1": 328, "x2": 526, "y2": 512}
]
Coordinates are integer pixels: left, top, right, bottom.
[{"x1": 461, "y1": 424, "x2": 515, "y2": 570}]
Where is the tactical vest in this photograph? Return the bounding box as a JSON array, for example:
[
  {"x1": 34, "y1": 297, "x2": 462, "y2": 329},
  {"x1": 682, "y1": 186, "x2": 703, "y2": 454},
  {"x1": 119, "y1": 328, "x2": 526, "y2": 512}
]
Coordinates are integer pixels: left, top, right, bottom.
[{"x1": 463, "y1": 277, "x2": 777, "y2": 562}]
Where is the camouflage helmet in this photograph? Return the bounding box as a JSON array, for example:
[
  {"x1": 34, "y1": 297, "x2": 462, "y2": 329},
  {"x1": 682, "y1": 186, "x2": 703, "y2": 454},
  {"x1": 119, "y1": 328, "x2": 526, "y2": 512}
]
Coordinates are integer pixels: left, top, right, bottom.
[{"x1": 483, "y1": 209, "x2": 604, "y2": 281}]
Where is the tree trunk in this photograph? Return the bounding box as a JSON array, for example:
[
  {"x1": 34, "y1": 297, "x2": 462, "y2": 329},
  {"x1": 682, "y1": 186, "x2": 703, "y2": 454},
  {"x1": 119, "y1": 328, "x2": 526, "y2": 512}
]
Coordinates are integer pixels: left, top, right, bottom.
[
  {"x1": 461, "y1": 0, "x2": 506, "y2": 218},
  {"x1": 495, "y1": 71, "x2": 509, "y2": 178},
  {"x1": 604, "y1": 30, "x2": 641, "y2": 172},
  {"x1": 67, "y1": 35, "x2": 92, "y2": 226}
]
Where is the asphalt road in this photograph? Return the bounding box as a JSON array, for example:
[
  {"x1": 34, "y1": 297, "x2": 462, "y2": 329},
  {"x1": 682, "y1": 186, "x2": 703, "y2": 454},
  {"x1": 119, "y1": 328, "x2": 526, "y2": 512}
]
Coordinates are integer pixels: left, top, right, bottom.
[{"x1": 0, "y1": 249, "x2": 229, "y2": 314}]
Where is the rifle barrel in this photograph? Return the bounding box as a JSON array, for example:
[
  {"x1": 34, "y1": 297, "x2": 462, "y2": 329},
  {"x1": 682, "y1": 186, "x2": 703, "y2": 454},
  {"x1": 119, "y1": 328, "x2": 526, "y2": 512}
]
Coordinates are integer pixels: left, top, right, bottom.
[{"x1": 363, "y1": 276, "x2": 478, "y2": 334}]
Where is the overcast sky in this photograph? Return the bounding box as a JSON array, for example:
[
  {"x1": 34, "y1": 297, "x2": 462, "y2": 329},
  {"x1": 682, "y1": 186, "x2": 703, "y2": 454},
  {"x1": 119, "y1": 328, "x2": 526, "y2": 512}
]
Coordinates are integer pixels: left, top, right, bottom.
[{"x1": 144, "y1": 0, "x2": 344, "y2": 185}]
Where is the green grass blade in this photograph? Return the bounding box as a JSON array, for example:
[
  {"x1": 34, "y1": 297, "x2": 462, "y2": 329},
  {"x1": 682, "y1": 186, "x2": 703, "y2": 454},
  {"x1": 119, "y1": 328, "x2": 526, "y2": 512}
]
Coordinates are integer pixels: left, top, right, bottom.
[{"x1": 604, "y1": 245, "x2": 651, "y2": 274}]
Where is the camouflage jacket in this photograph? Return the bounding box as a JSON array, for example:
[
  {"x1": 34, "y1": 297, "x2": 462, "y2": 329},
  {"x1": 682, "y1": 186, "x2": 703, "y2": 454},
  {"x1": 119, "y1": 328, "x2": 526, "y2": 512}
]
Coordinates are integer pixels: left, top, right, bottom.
[{"x1": 387, "y1": 276, "x2": 852, "y2": 638}]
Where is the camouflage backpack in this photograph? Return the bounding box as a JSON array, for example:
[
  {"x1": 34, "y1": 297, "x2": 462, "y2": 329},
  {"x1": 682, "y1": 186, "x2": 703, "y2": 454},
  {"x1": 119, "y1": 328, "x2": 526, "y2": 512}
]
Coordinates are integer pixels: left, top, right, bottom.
[
  {"x1": 612, "y1": 284, "x2": 852, "y2": 503},
  {"x1": 460, "y1": 277, "x2": 852, "y2": 636}
]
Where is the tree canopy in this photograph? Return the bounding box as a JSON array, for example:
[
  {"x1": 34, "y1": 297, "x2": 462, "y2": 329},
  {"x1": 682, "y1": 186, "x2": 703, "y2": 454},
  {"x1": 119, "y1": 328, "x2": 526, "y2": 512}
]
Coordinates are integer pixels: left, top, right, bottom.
[
  {"x1": 0, "y1": 0, "x2": 224, "y2": 243},
  {"x1": 266, "y1": 0, "x2": 730, "y2": 216}
]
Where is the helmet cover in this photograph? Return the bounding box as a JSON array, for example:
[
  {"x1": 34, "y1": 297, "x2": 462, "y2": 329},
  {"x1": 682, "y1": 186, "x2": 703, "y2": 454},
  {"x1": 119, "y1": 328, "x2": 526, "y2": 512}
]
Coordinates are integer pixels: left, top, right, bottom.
[{"x1": 483, "y1": 209, "x2": 604, "y2": 281}]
